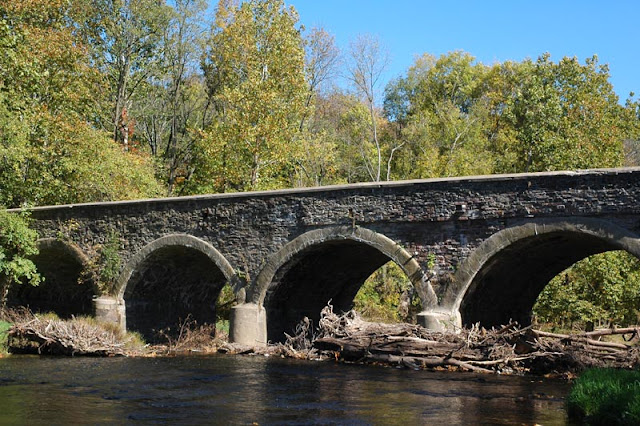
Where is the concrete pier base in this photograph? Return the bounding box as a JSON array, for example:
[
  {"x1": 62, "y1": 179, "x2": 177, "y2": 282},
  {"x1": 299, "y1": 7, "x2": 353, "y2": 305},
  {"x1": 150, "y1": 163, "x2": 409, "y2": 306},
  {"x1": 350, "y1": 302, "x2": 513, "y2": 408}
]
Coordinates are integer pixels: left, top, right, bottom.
[
  {"x1": 229, "y1": 303, "x2": 267, "y2": 346},
  {"x1": 417, "y1": 310, "x2": 461, "y2": 332},
  {"x1": 93, "y1": 296, "x2": 126, "y2": 331}
]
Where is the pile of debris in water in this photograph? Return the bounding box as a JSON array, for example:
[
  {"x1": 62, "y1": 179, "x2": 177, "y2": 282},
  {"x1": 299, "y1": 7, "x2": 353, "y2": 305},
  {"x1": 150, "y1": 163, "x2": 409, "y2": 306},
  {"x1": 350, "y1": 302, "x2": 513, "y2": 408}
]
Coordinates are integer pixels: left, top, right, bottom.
[
  {"x1": 1, "y1": 308, "x2": 225, "y2": 357},
  {"x1": 2, "y1": 308, "x2": 133, "y2": 356},
  {"x1": 272, "y1": 304, "x2": 640, "y2": 375},
  {"x1": 3, "y1": 305, "x2": 640, "y2": 376}
]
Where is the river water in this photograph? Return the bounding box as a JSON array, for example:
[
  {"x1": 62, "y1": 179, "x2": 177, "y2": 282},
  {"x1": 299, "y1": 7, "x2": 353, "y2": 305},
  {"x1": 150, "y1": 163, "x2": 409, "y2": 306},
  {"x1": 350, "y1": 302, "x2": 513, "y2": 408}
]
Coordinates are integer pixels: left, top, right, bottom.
[{"x1": 0, "y1": 355, "x2": 570, "y2": 424}]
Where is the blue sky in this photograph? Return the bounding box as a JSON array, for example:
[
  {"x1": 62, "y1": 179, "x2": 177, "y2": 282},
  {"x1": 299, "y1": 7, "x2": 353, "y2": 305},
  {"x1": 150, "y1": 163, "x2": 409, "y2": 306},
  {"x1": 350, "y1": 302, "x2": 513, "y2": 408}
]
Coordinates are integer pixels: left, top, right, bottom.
[{"x1": 288, "y1": 0, "x2": 638, "y2": 102}]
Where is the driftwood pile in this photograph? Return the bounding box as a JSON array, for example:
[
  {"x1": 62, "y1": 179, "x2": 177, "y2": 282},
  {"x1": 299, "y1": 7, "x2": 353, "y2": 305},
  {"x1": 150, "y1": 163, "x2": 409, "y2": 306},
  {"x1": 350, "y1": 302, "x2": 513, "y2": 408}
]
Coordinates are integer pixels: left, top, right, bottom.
[
  {"x1": 282, "y1": 304, "x2": 640, "y2": 374},
  {"x1": 3, "y1": 309, "x2": 128, "y2": 356},
  {"x1": 2, "y1": 309, "x2": 227, "y2": 357},
  {"x1": 151, "y1": 316, "x2": 226, "y2": 355}
]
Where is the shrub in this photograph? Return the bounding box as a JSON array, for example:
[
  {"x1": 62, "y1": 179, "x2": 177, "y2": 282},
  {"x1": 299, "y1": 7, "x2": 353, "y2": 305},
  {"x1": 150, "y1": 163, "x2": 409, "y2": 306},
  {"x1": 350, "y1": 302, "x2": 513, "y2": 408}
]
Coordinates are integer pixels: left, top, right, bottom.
[
  {"x1": 0, "y1": 210, "x2": 41, "y2": 306},
  {"x1": 0, "y1": 320, "x2": 11, "y2": 354},
  {"x1": 568, "y1": 368, "x2": 640, "y2": 425}
]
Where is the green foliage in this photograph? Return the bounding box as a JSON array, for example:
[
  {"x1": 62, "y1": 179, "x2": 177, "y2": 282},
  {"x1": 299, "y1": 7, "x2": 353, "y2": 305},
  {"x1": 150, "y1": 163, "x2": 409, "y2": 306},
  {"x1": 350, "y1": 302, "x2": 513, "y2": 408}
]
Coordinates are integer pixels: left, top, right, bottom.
[
  {"x1": 88, "y1": 0, "x2": 172, "y2": 145},
  {"x1": 354, "y1": 262, "x2": 420, "y2": 323},
  {"x1": 568, "y1": 368, "x2": 640, "y2": 425},
  {"x1": 0, "y1": 108, "x2": 163, "y2": 207},
  {"x1": 0, "y1": 0, "x2": 163, "y2": 208},
  {"x1": 385, "y1": 51, "x2": 631, "y2": 180},
  {"x1": 386, "y1": 51, "x2": 495, "y2": 179},
  {"x1": 191, "y1": 0, "x2": 308, "y2": 193},
  {"x1": 96, "y1": 230, "x2": 122, "y2": 293},
  {"x1": 83, "y1": 229, "x2": 123, "y2": 295},
  {"x1": 534, "y1": 251, "x2": 640, "y2": 329},
  {"x1": 215, "y1": 284, "x2": 235, "y2": 322},
  {"x1": 501, "y1": 54, "x2": 624, "y2": 173},
  {"x1": 0, "y1": 320, "x2": 11, "y2": 354},
  {"x1": 215, "y1": 319, "x2": 230, "y2": 335},
  {"x1": 0, "y1": 210, "x2": 41, "y2": 306}
]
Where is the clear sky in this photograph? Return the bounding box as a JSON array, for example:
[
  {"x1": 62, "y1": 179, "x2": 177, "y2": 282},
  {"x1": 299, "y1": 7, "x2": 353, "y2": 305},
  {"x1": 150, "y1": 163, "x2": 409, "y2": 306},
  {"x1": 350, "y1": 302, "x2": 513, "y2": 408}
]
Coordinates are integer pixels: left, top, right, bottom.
[{"x1": 288, "y1": 0, "x2": 638, "y2": 102}]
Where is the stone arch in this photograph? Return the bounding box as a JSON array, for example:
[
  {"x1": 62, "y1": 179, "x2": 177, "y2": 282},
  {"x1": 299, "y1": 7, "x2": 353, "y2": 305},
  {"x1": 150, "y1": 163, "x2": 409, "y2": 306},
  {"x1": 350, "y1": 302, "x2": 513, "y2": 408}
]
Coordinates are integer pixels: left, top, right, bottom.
[
  {"x1": 8, "y1": 238, "x2": 95, "y2": 317},
  {"x1": 116, "y1": 234, "x2": 236, "y2": 340},
  {"x1": 251, "y1": 226, "x2": 437, "y2": 342},
  {"x1": 444, "y1": 218, "x2": 640, "y2": 328}
]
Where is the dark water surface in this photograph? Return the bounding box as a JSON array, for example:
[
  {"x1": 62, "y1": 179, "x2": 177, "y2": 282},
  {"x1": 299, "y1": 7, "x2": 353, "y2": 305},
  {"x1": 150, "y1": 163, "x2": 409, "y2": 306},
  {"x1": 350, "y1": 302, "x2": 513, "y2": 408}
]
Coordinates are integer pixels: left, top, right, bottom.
[{"x1": 0, "y1": 355, "x2": 569, "y2": 424}]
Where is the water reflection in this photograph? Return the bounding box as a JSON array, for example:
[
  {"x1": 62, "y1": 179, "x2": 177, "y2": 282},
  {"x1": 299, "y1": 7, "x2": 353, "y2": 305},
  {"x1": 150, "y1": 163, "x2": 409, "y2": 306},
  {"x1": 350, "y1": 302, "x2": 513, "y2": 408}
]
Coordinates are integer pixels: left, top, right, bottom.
[{"x1": 0, "y1": 355, "x2": 569, "y2": 424}]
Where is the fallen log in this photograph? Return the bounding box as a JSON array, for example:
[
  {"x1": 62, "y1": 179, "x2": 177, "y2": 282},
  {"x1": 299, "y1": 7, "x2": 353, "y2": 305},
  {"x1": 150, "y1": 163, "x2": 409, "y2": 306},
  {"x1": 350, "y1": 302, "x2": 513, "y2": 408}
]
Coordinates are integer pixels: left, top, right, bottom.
[
  {"x1": 532, "y1": 330, "x2": 633, "y2": 350},
  {"x1": 291, "y1": 304, "x2": 640, "y2": 374}
]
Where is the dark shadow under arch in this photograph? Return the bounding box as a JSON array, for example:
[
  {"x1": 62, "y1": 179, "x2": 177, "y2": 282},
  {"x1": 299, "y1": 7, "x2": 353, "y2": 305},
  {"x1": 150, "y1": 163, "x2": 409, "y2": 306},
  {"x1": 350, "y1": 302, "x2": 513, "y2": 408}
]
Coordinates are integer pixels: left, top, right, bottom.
[
  {"x1": 7, "y1": 238, "x2": 94, "y2": 317},
  {"x1": 116, "y1": 235, "x2": 235, "y2": 341},
  {"x1": 447, "y1": 218, "x2": 640, "y2": 328},
  {"x1": 252, "y1": 226, "x2": 436, "y2": 343}
]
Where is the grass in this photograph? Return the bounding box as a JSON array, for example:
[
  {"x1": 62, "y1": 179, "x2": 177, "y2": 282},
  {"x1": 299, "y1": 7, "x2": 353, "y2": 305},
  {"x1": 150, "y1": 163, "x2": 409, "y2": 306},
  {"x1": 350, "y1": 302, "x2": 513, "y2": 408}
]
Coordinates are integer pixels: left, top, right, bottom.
[
  {"x1": 568, "y1": 368, "x2": 640, "y2": 425},
  {"x1": 0, "y1": 320, "x2": 11, "y2": 354},
  {"x1": 216, "y1": 319, "x2": 230, "y2": 336}
]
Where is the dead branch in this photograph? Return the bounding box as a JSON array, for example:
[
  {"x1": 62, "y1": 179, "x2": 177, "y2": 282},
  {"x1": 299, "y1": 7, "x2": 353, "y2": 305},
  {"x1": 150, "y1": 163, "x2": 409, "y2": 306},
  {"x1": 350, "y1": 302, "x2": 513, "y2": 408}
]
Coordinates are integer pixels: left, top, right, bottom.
[{"x1": 292, "y1": 305, "x2": 640, "y2": 374}]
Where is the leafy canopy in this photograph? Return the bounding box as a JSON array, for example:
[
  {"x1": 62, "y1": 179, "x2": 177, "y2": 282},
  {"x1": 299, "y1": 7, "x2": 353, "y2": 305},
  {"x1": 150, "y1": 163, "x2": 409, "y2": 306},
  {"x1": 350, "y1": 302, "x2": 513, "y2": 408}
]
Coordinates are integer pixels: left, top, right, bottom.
[
  {"x1": 190, "y1": 0, "x2": 308, "y2": 193},
  {"x1": 0, "y1": 210, "x2": 41, "y2": 306},
  {"x1": 0, "y1": 0, "x2": 163, "y2": 208}
]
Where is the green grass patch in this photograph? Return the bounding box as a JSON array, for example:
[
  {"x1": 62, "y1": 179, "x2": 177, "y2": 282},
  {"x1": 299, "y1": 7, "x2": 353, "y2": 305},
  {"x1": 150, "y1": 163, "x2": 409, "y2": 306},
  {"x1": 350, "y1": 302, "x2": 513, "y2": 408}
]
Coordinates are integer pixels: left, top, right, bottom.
[
  {"x1": 568, "y1": 368, "x2": 640, "y2": 425},
  {"x1": 215, "y1": 319, "x2": 230, "y2": 335},
  {"x1": 0, "y1": 320, "x2": 12, "y2": 354}
]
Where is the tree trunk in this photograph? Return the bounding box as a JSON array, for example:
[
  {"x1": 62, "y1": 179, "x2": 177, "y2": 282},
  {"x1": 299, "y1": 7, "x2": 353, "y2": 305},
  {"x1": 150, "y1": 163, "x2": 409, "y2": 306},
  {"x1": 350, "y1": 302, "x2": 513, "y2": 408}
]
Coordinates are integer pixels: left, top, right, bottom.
[
  {"x1": 0, "y1": 277, "x2": 10, "y2": 309},
  {"x1": 369, "y1": 103, "x2": 381, "y2": 182}
]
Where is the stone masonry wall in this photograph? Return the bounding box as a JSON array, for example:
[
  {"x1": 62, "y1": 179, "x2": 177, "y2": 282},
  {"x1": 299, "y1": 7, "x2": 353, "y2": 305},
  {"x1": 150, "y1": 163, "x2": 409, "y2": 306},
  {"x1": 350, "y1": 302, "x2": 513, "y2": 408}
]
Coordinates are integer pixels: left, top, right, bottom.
[
  {"x1": 18, "y1": 169, "x2": 640, "y2": 302},
  {"x1": 23, "y1": 168, "x2": 640, "y2": 303}
]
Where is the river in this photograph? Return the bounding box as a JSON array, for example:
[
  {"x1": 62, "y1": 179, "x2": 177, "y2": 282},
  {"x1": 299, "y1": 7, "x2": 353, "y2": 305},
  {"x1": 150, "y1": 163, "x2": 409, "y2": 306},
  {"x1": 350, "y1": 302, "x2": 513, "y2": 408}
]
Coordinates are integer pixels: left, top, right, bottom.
[{"x1": 0, "y1": 355, "x2": 570, "y2": 424}]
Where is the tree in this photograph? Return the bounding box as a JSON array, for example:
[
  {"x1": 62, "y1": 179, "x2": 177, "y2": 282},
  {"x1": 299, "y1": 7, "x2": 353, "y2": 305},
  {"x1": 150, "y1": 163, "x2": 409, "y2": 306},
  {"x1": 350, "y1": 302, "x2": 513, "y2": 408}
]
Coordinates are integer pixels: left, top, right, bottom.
[
  {"x1": 191, "y1": 0, "x2": 307, "y2": 192},
  {"x1": 385, "y1": 52, "x2": 493, "y2": 179},
  {"x1": 354, "y1": 261, "x2": 420, "y2": 323},
  {"x1": 534, "y1": 251, "x2": 640, "y2": 329},
  {"x1": 346, "y1": 34, "x2": 390, "y2": 182},
  {"x1": 133, "y1": 0, "x2": 209, "y2": 194},
  {"x1": 89, "y1": 0, "x2": 171, "y2": 149},
  {"x1": 384, "y1": 52, "x2": 631, "y2": 180},
  {"x1": 338, "y1": 97, "x2": 380, "y2": 182},
  {"x1": 299, "y1": 27, "x2": 340, "y2": 131},
  {"x1": 294, "y1": 89, "x2": 352, "y2": 187},
  {"x1": 622, "y1": 95, "x2": 640, "y2": 166},
  {"x1": 502, "y1": 54, "x2": 624, "y2": 173},
  {"x1": 0, "y1": 210, "x2": 41, "y2": 307},
  {"x1": 0, "y1": 0, "x2": 163, "y2": 207}
]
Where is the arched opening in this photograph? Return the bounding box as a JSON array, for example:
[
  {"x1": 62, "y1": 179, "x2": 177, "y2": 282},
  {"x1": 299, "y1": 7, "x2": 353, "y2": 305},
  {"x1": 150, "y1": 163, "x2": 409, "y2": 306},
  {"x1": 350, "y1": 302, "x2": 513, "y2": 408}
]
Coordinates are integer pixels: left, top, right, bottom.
[
  {"x1": 7, "y1": 238, "x2": 93, "y2": 317},
  {"x1": 451, "y1": 220, "x2": 640, "y2": 329},
  {"x1": 353, "y1": 261, "x2": 421, "y2": 323},
  {"x1": 254, "y1": 227, "x2": 435, "y2": 343},
  {"x1": 118, "y1": 235, "x2": 234, "y2": 341},
  {"x1": 533, "y1": 250, "x2": 640, "y2": 330}
]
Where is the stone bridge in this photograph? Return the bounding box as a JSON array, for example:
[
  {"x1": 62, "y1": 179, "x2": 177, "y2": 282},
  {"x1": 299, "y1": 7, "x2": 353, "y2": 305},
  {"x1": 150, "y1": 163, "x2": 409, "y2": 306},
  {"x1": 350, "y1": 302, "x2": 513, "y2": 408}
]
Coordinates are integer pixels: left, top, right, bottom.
[{"x1": 9, "y1": 168, "x2": 640, "y2": 345}]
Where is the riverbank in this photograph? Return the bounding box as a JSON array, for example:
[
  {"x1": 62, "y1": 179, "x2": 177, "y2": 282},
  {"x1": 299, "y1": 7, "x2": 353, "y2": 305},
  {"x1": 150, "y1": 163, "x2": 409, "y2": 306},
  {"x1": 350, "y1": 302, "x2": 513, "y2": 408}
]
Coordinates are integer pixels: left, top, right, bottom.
[{"x1": 568, "y1": 368, "x2": 640, "y2": 424}]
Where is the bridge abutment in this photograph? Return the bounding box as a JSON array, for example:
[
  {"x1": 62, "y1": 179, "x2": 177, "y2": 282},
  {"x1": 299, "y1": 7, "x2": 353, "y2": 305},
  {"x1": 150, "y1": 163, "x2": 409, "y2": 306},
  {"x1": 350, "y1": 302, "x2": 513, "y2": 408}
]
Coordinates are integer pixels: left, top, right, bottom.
[{"x1": 229, "y1": 303, "x2": 267, "y2": 346}]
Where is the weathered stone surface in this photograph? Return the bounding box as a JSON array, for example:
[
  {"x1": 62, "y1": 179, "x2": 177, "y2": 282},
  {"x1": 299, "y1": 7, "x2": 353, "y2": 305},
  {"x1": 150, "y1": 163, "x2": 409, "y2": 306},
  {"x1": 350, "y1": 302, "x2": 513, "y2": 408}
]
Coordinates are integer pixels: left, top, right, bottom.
[{"x1": 15, "y1": 167, "x2": 640, "y2": 345}]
